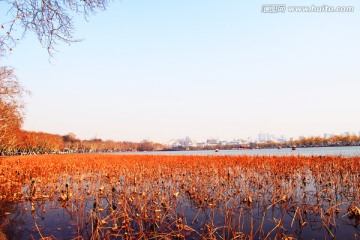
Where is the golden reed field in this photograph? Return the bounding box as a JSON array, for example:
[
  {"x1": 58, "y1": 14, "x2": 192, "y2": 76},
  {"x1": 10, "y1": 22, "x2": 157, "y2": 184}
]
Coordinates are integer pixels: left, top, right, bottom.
[{"x1": 0, "y1": 154, "x2": 359, "y2": 239}]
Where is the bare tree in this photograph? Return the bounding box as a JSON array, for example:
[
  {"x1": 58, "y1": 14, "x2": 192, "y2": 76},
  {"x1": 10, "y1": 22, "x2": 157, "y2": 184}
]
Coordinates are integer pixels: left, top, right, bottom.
[
  {"x1": 0, "y1": 66, "x2": 26, "y2": 150},
  {"x1": 0, "y1": 0, "x2": 109, "y2": 55}
]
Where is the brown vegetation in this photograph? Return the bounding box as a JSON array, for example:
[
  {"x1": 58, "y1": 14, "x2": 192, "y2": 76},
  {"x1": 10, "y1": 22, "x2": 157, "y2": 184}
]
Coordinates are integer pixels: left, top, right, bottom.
[
  {"x1": 1, "y1": 131, "x2": 164, "y2": 155},
  {"x1": 0, "y1": 154, "x2": 359, "y2": 239}
]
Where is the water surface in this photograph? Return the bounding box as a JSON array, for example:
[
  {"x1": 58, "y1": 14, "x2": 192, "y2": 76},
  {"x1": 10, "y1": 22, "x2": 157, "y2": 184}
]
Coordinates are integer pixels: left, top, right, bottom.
[{"x1": 116, "y1": 146, "x2": 360, "y2": 156}]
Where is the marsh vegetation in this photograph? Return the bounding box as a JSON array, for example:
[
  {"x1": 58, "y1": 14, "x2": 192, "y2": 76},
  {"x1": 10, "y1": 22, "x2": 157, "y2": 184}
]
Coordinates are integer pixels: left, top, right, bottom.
[{"x1": 0, "y1": 155, "x2": 359, "y2": 239}]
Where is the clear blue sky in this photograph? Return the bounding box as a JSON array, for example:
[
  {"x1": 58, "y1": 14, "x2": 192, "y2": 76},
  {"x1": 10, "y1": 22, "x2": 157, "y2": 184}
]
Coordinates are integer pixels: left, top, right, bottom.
[{"x1": 2, "y1": 0, "x2": 360, "y2": 142}]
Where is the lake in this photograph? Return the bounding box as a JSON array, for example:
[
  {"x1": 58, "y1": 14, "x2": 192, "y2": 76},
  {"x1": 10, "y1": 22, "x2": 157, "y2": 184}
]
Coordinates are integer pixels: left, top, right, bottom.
[{"x1": 116, "y1": 146, "x2": 360, "y2": 156}]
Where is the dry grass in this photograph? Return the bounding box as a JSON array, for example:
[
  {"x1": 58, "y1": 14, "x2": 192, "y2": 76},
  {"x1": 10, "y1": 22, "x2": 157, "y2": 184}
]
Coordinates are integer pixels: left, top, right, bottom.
[{"x1": 0, "y1": 154, "x2": 359, "y2": 239}]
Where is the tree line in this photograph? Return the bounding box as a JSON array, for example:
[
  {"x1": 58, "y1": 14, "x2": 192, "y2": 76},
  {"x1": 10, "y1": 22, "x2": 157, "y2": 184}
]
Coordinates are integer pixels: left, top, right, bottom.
[
  {"x1": 0, "y1": 130, "x2": 164, "y2": 156},
  {"x1": 257, "y1": 135, "x2": 360, "y2": 149}
]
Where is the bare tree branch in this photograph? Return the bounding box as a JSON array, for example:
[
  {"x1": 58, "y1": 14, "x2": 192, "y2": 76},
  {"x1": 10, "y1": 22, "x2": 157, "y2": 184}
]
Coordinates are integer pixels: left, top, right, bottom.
[{"x1": 0, "y1": 0, "x2": 110, "y2": 55}]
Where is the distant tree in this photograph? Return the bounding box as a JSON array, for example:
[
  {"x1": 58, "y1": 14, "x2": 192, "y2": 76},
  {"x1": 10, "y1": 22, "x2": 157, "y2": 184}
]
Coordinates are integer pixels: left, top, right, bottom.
[
  {"x1": 0, "y1": 0, "x2": 110, "y2": 55},
  {"x1": 19, "y1": 131, "x2": 64, "y2": 153},
  {"x1": 63, "y1": 132, "x2": 79, "y2": 143}
]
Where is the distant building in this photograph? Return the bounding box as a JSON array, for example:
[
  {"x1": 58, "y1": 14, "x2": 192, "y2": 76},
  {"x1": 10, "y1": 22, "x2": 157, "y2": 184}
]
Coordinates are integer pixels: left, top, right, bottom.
[
  {"x1": 258, "y1": 133, "x2": 267, "y2": 142},
  {"x1": 269, "y1": 135, "x2": 276, "y2": 142},
  {"x1": 279, "y1": 135, "x2": 287, "y2": 142},
  {"x1": 228, "y1": 140, "x2": 240, "y2": 145},
  {"x1": 171, "y1": 136, "x2": 195, "y2": 147},
  {"x1": 206, "y1": 138, "x2": 219, "y2": 145}
]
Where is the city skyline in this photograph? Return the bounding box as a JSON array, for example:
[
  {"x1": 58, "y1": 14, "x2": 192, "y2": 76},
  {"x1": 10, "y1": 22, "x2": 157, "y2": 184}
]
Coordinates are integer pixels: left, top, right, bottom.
[{"x1": 167, "y1": 130, "x2": 360, "y2": 146}]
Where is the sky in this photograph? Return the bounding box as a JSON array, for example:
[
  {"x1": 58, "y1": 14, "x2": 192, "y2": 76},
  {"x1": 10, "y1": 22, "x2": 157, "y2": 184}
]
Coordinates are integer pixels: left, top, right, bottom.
[{"x1": 1, "y1": 0, "x2": 360, "y2": 143}]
